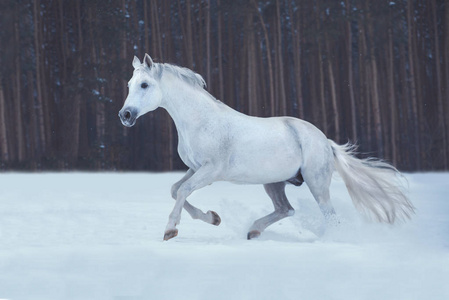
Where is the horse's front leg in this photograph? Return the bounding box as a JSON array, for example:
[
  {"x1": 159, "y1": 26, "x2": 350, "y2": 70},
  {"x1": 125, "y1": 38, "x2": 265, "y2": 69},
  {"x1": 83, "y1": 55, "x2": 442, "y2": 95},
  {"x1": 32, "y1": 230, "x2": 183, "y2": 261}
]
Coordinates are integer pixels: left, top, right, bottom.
[
  {"x1": 164, "y1": 163, "x2": 218, "y2": 241},
  {"x1": 171, "y1": 169, "x2": 221, "y2": 226},
  {"x1": 171, "y1": 169, "x2": 194, "y2": 199}
]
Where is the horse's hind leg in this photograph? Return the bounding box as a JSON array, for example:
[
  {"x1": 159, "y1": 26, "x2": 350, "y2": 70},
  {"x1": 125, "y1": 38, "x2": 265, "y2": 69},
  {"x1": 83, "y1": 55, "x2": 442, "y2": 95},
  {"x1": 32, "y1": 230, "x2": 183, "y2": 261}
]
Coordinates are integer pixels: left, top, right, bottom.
[
  {"x1": 302, "y1": 160, "x2": 336, "y2": 220},
  {"x1": 247, "y1": 182, "x2": 295, "y2": 239},
  {"x1": 171, "y1": 169, "x2": 221, "y2": 226}
]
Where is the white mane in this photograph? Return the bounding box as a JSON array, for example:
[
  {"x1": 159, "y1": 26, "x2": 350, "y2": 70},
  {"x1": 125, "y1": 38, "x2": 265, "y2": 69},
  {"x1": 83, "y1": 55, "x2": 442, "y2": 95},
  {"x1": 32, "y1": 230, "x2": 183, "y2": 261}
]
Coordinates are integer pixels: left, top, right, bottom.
[{"x1": 152, "y1": 63, "x2": 207, "y2": 89}]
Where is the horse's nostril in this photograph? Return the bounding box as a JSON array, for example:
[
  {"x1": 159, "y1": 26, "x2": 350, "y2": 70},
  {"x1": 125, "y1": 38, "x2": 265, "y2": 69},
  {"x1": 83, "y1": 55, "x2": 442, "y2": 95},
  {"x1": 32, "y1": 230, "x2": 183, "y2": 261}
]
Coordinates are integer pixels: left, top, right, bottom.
[{"x1": 124, "y1": 110, "x2": 131, "y2": 120}]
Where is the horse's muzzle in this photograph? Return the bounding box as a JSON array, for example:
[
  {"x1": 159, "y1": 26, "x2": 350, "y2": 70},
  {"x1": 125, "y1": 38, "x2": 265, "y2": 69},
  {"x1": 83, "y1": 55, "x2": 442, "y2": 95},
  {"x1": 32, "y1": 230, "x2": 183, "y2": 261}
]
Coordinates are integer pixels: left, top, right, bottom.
[{"x1": 119, "y1": 107, "x2": 138, "y2": 127}]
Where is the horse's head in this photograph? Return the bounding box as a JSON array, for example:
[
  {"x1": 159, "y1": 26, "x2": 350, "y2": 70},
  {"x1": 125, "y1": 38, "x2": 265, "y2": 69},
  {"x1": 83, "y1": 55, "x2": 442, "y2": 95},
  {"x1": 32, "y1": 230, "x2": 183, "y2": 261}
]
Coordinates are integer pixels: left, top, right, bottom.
[{"x1": 119, "y1": 53, "x2": 162, "y2": 127}]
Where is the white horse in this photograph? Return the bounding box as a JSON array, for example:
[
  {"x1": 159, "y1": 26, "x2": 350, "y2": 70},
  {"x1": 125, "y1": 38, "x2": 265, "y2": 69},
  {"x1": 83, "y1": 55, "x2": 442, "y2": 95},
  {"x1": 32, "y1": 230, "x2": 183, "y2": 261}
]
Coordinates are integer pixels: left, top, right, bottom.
[{"x1": 119, "y1": 54, "x2": 414, "y2": 241}]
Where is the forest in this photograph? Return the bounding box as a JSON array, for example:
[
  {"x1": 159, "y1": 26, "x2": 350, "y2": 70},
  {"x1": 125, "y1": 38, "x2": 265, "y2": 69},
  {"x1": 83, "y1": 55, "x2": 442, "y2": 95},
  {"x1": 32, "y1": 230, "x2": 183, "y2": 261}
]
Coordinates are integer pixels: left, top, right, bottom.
[{"x1": 0, "y1": 0, "x2": 448, "y2": 171}]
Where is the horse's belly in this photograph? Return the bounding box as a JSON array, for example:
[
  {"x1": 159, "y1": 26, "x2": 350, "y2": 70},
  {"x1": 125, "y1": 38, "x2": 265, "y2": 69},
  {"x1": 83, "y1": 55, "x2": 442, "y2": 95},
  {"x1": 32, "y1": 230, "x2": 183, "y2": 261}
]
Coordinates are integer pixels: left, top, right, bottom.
[
  {"x1": 224, "y1": 143, "x2": 301, "y2": 184},
  {"x1": 226, "y1": 163, "x2": 300, "y2": 184},
  {"x1": 221, "y1": 120, "x2": 303, "y2": 184}
]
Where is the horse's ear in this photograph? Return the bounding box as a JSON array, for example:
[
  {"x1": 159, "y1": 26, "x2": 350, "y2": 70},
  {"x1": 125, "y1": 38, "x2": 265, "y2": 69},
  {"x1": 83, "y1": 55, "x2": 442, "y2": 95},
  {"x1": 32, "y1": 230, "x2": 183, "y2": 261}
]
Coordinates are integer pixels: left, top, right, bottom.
[
  {"x1": 132, "y1": 56, "x2": 141, "y2": 69},
  {"x1": 144, "y1": 53, "x2": 154, "y2": 69}
]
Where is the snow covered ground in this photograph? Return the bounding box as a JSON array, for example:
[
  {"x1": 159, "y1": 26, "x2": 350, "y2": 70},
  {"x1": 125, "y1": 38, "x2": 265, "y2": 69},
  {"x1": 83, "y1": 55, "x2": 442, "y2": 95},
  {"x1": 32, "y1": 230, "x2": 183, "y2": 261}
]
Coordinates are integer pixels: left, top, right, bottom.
[{"x1": 0, "y1": 172, "x2": 448, "y2": 300}]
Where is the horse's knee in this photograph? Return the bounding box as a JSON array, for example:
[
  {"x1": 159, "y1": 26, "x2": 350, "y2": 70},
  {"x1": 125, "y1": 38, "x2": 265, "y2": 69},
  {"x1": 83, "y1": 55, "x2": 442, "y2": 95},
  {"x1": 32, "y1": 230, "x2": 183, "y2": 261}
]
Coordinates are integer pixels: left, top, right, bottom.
[
  {"x1": 170, "y1": 184, "x2": 178, "y2": 199},
  {"x1": 176, "y1": 183, "x2": 193, "y2": 201}
]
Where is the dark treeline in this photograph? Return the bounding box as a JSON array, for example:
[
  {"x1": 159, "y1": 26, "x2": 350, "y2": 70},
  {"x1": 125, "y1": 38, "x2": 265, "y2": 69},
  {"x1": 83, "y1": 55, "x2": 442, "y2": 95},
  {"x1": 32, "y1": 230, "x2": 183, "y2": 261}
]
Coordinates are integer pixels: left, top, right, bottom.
[{"x1": 0, "y1": 0, "x2": 448, "y2": 171}]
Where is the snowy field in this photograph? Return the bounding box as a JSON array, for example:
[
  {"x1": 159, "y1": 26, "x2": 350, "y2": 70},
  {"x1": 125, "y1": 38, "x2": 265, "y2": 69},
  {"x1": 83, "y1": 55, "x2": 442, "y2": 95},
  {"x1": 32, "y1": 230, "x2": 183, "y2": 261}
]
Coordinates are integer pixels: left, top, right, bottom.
[{"x1": 0, "y1": 172, "x2": 448, "y2": 300}]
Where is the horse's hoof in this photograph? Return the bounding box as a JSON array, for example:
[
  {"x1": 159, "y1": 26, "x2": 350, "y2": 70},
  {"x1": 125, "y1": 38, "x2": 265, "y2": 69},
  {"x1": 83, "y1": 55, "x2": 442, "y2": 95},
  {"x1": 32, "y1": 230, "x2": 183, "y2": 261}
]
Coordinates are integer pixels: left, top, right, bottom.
[
  {"x1": 163, "y1": 229, "x2": 178, "y2": 241},
  {"x1": 208, "y1": 210, "x2": 221, "y2": 226},
  {"x1": 247, "y1": 230, "x2": 261, "y2": 240}
]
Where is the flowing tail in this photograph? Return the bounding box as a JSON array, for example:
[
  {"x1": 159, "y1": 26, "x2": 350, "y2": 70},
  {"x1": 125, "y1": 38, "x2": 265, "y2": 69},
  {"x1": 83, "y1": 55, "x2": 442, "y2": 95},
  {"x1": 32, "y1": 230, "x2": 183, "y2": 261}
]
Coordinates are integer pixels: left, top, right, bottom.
[{"x1": 329, "y1": 140, "x2": 415, "y2": 223}]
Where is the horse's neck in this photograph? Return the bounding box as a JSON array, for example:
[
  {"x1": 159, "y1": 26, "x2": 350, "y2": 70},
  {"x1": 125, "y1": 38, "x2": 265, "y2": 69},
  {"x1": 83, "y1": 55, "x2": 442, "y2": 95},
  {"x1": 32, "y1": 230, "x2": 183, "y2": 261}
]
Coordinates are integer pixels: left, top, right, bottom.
[{"x1": 160, "y1": 79, "x2": 220, "y2": 131}]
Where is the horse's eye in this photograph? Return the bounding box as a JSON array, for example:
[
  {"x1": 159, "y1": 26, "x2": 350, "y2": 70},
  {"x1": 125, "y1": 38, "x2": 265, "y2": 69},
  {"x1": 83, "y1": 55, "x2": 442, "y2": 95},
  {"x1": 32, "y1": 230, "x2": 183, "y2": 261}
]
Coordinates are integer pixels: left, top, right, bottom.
[{"x1": 141, "y1": 82, "x2": 149, "y2": 89}]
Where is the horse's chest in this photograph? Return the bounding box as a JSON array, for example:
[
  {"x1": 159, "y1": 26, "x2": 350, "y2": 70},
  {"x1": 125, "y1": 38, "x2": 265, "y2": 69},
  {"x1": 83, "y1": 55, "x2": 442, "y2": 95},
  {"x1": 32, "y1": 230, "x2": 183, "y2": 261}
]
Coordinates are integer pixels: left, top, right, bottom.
[{"x1": 177, "y1": 134, "x2": 202, "y2": 170}]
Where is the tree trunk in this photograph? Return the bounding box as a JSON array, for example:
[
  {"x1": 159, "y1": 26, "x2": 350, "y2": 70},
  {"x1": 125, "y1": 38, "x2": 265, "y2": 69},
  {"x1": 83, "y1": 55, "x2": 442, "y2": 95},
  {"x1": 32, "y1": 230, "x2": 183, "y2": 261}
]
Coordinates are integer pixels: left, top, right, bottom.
[
  {"x1": 255, "y1": 32, "x2": 267, "y2": 116},
  {"x1": 14, "y1": 21, "x2": 25, "y2": 162},
  {"x1": 151, "y1": 0, "x2": 163, "y2": 59},
  {"x1": 413, "y1": 2, "x2": 425, "y2": 168},
  {"x1": 431, "y1": 0, "x2": 447, "y2": 168},
  {"x1": 345, "y1": 0, "x2": 357, "y2": 142},
  {"x1": 33, "y1": 0, "x2": 46, "y2": 154},
  {"x1": 217, "y1": 0, "x2": 224, "y2": 101},
  {"x1": 359, "y1": 16, "x2": 372, "y2": 149},
  {"x1": 121, "y1": 0, "x2": 128, "y2": 100},
  {"x1": 130, "y1": 0, "x2": 140, "y2": 53},
  {"x1": 164, "y1": 0, "x2": 174, "y2": 59},
  {"x1": 252, "y1": 0, "x2": 275, "y2": 116},
  {"x1": 276, "y1": 0, "x2": 287, "y2": 116},
  {"x1": 398, "y1": 42, "x2": 411, "y2": 168},
  {"x1": 38, "y1": 2, "x2": 52, "y2": 155},
  {"x1": 0, "y1": 80, "x2": 8, "y2": 162},
  {"x1": 58, "y1": 0, "x2": 67, "y2": 82},
  {"x1": 226, "y1": 15, "x2": 235, "y2": 108},
  {"x1": 144, "y1": 0, "x2": 149, "y2": 53},
  {"x1": 206, "y1": 0, "x2": 211, "y2": 90},
  {"x1": 150, "y1": 0, "x2": 158, "y2": 58},
  {"x1": 26, "y1": 70, "x2": 36, "y2": 165},
  {"x1": 185, "y1": 0, "x2": 194, "y2": 68},
  {"x1": 60, "y1": 0, "x2": 82, "y2": 166},
  {"x1": 309, "y1": 53, "x2": 319, "y2": 125},
  {"x1": 407, "y1": 0, "x2": 421, "y2": 169},
  {"x1": 239, "y1": 35, "x2": 247, "y2": 113},
  {"x1": 445, "y1": 0, "x2": 449, "y2": 167},
  {"x1": 387, "y1": 7, "x2": 397, "y2": 165},
  {"x1": 367, "y1": 8, "x2": 383, "y2": 157},
  {"x1": 326, "y1": 37, "x2": 340, "y2": 142},
  {"x1": 288, "y1": 1, "x2": 304, "y2": 119},
  {"x1": 88, "y1": 7, "x2": 105, "y2": 168},
  {"x1": 195, "y1": 3, "x2": 203, "y2": 74},
  {"x1": 247, "y1": 13, "x2": 257, "y2": 116},
  {"x1": 316, "y1": 2, "x2": 327, "y2": 134}
]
